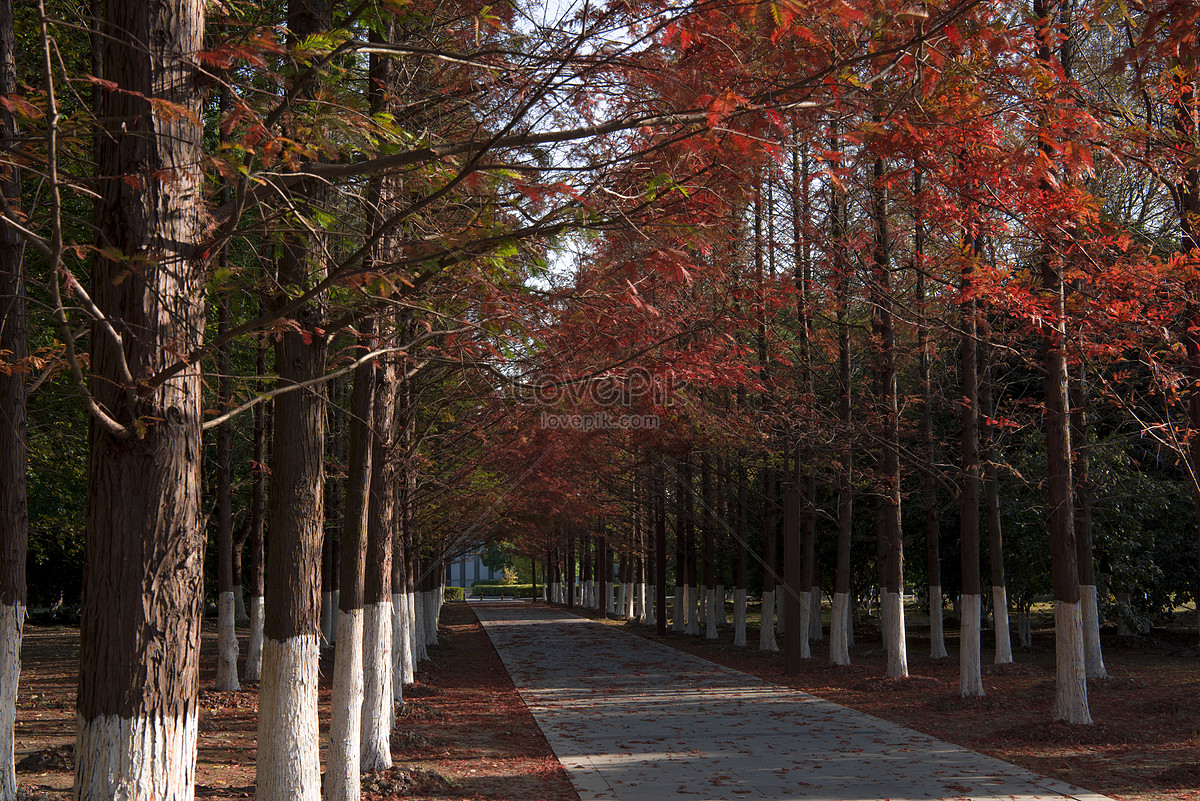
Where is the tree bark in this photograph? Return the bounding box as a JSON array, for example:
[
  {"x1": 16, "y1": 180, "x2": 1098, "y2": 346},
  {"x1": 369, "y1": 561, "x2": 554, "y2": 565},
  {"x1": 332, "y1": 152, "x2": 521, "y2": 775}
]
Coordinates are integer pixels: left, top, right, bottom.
[
  {"x1": 959, "y1": 230, "x2": 983, "y2": 697},
  {"x1": 1070, "y1": 373, "x2": 1107, "y2": 679},
  {"x1": 256, "y1": 0, "x2": 331, "y2": 782},
  {"x1": 74, "y1": 0, "x2": 207, "y2": 794},
  {"x1": 327, "y1": 318, "x2": 374, "y2": 801},
  {"x1": 872, "y1": 153, "x2": 907, "y2": 680},
  {"x1": 981, "y1": 326, "x2": 1013, "y2": 664},
  {"x1": 362, "y1": 337, "x2": 397, "y2": 771},
  {"x1": 245, "y1": 344, "x2": 268, "y2": 683},
  {"x1": 0, "y1": 0, "x2": 23, "y2": 789},
  {"x1": 759, "y1": 466, "x2": 779, "y2": 652},
  {"x1": 830, "y1": 150, "x2": 853, "y2": 667},
  {"x1": 215, "y1": 289, "x2": 239, "y2": 692},
  {"x1": 1036, "y1": 0, "x2": 1090, "y2": 725}
]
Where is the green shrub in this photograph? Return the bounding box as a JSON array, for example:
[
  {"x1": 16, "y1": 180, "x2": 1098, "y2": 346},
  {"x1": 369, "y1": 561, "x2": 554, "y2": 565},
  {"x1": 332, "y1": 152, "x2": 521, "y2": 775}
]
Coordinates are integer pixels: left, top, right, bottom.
[
  {"x1": 444, "y1": 586, "x2": 465, "y2": 601},
  {"x1": 470, "y1": 583, "x2": 536, "y2": 599}
]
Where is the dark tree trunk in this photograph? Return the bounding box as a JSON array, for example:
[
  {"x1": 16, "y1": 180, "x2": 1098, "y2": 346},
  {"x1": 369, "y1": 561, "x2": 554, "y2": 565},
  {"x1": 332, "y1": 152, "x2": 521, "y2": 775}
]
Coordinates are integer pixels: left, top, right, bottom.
[
  {"x1": 1035, "y1": 0, "x2": 1089, "y2": 725},
  {"x1": 215, "y1": 289, "x2": 239, "y2": 691},
  {"x1": 959, "y1": 229, "x2": 983, "y2": 696},
  {"x1": 327, "y1": 318, "x2": 375, "y2": 798},
  {"x1": 0, "y1": 0, "x2": 24, "y2": 787},
  {"x1": 75, "y1": 0, "x2": 207, "y2": 792},
  {"x1": 980, "y1": 326, "x2": 1012, "y2": 663},
  {"x1": 244, "y1": 343, "x2": 268, "y2": 683},
  {"x1": 1070, "y1": 373, "x2": 1107, "y2": 678},
  {"x1": 871, "y1": 153, "x2": 906, "y2": 679},
  {"x1": 830, "y1": 132, "x2": 853, "y2": 666}
]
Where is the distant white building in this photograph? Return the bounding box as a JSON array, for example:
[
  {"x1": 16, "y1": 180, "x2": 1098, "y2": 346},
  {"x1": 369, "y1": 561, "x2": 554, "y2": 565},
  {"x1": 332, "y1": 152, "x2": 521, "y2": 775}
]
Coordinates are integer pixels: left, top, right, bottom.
[{"x1": 445, "y1": 549, "x2": 498, "y2": 588}]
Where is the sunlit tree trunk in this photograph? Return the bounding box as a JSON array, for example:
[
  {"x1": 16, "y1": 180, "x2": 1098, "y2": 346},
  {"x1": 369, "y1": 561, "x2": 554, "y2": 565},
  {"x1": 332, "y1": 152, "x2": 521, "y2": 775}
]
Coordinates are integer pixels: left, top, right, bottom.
[{"x1": 73, "y1": 0, "x2": 206, "y2": 793}]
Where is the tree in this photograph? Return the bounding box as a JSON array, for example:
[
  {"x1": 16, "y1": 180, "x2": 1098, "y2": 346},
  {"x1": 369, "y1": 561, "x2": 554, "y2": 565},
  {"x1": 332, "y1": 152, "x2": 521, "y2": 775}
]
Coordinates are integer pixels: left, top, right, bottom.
[{"x1": 72, "y1": 0, "x2": 209, "y2": 792}]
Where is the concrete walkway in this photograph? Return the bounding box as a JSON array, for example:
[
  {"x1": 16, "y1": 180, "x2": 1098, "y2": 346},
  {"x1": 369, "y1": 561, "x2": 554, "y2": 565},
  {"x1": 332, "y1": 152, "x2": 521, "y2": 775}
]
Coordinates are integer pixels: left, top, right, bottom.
[{"x1": 471, "y1": 601, "x2": 1113, "y2": 801}]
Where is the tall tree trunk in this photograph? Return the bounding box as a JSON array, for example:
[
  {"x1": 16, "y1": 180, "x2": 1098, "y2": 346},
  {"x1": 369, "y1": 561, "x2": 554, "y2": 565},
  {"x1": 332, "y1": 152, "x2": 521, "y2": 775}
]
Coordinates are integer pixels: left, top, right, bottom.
[
  {"x1": 872, "y1": 153, "x2": 906, "y2": 679},
  {"x1": 733, "y1": 457, "x2": 748, "y2": 647},
  {"x1": 256, "y1": 0, "x2": 331, "y2": 779},
  {"x1": 0, "y1": 0, "x2": 23, "y2": 786},
  {"x1": 245, "y1": 345, "x2": 268, "y2": 682},
  {"x1": 959, "y1": 229, "x2": 984, "y2": 697},
  {"x1": 215, "y1": 289, "x2": 239, "y2": 692},
  {"x1": 1036, "y1": 0, "x2": 1089, "y2": 725},
  {"x1": 361, "y1": 340, "x2": 396, "y2": 771},
  {"x1": 830, "y1": 141, "x2": 853, "y2": 667},
  {"x1": 327, "y1": 319, "x2": 375, "y2": 801},
  {"x1": 759, "y1": 466, "x2": 779, "y2": 652},
  {"x1": 915, "y1": 170, "x2": 948, "y2": 660},
  {"x1": 702, "y1": 454, "x2": 717, "y2": 639},
  {"x1": 1070, "y1": 374, "x2": 1107, "y2": 678},
  {"x1": 74, "y1": 0, "x2": 206, "y2": 793},
  {"x1": 981, "y1": 325, "x2": 1013, "y2": 664}
]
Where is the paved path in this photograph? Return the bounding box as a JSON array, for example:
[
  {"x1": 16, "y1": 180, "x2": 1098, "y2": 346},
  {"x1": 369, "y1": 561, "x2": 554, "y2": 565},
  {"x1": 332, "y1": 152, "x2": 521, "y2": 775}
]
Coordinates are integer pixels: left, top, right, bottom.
[{"x1": 471, "y1": 601, "x2": 1112, "y2": 801}]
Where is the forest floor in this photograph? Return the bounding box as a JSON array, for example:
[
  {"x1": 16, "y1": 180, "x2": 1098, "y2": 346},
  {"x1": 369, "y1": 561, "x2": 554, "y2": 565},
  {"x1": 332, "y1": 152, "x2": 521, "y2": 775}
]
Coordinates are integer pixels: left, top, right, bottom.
[
  {"x1": 585, "y1": 603, "x2": 1200, "y2": 801},
  {"x1": 13, "y1": 601, "x2": 578, "y2": 801},
  {"x1": 13, "y1": 600, "x2": 1200, "y2": 801}
]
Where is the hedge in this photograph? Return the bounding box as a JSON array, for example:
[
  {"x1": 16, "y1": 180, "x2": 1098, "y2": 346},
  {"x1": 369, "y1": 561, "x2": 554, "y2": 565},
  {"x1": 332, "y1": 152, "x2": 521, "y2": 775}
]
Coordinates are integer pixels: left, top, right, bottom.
[
  {"x1": 444, "y1": 586, "x2": 465, "y2": 601},
  {"x1": 470, "y1": 583, "x2": 537, "y2": 599}
]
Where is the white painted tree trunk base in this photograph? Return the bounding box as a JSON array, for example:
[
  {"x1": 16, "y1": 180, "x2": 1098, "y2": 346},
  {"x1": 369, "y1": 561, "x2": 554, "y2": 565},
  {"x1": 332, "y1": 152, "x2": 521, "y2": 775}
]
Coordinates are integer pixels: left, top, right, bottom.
[
  {"x1": 74, "y1": 709, "x2": 198, "y2": 801},
  {"x1": 733, "y1": 589, "x2": 747, "y2": 647},
  {"x1": 394, "y1": 592, "x2": 413, "y2": 692},
  {"x1": 216, "y1": 592, "x2": 240, "y2": 692},
  {"x1": 797, "y1": 590, "x2": 811, "y2": 659},
  {"x1": 685, "y1": 586, "x2": 699, "y2": 636},
  {"x1": 705, "y1": 588, "x2": 718, "y2": 640},
  {"x1": 361, "y1": 602, "x2": 394, "y2": 772},
  {"x1": 0, "y1": 602, "x2": 22, "y2": 801},
  {"x1": 775, "y1": 588, "x2": 785, "y2": 636},
  {"x1": 645, "y1": 585, "x2": 656, "y2": 627},
  {"x1": 1019, "y1": 611, "x2": 1032, "y2": 648},
  {"x1": 1080, "y1": 584, "x2": 1107, "y2": 679},
  {"x1": 244, "y1": 596, "x2": 264, "y2": 682},
  {"x1": 929, "y1": 584, "x2": 948, "y2": 659},
  {"x1": 830, "y1": 592, "x2": 850, "y2": 665},
  {"x1": 413, "y1": 593, "x2": 428, "y2": 663},
  {"x1": 423, "y1": 590, "x2": 439, "y2": 646},
  {"x1": 992, "y1": 585, "x2": 1013, "y2": 664},
  {"x1": 327, "y1": 609, "x2": 364, "y2": 801},
  {"x1": 256, "y1": 635, "x2": 320, "y2": 801},
  {"x1": 405, "y1": 592, "x2": 419, "y2": 673},
  {"x1": 884, "y1": 591, "x2": 909, "y2": 679},
  {"x1": 759, "y1": 590, "x2": 778, "y2": 652},
  {"x1": 809, "y1": 589, "x2": 823, "y2": 641},
  {"x1": 1052, "y1": 600, "x2": 1092, "y2": 724},
  {"x1": 960, "y1": 593, "x2": 984, "y2": 697},
  {"x1": 233, "y1": 584, "x2": 249, "y2": 626}
]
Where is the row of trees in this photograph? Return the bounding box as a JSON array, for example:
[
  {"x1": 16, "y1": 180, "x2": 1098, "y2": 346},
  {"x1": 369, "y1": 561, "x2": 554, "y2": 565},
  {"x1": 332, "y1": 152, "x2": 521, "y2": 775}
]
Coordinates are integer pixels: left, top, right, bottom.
[{"x1": 2, "y1": 0, "x2": 1200, "y2": 797}]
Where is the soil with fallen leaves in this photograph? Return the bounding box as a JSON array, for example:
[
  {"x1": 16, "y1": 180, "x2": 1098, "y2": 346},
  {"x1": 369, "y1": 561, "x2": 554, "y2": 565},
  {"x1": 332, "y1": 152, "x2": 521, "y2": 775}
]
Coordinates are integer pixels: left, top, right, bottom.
[
  {"x1": 13, "y1": 602, "x2": 579, "y2": 801},
  {"x1": 590, "y1": 605, "x2": 1200, "y2": 801}
]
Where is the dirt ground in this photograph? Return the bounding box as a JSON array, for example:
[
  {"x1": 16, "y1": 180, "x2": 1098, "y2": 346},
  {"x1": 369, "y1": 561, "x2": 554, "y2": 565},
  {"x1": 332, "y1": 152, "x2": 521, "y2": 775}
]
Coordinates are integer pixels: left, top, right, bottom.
[
  {"x1": 14, "y1": 602, "x2": 578, "y2": 801},
  {"x1": 588, "y1": 605, "x2": 1200, "y2": 801},
  {"x1": 14, "y1": 601, "x2": 1200, "y2": 801}
]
